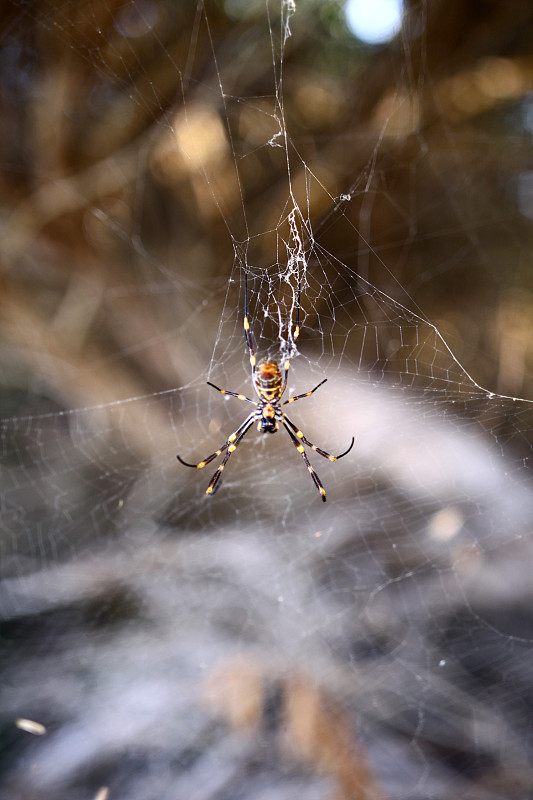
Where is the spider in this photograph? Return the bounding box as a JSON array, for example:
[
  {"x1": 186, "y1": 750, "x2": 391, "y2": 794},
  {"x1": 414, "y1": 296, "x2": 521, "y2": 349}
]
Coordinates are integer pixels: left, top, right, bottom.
[{"x1": 177, "y1": 275, "x2": 354, "y2": 501}]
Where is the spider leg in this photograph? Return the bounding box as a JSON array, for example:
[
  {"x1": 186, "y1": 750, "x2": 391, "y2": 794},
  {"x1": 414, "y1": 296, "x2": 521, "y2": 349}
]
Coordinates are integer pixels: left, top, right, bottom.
[
  {"x1": 283, "y1": 414, "x2": 355, "y2": 461},
  {"x1": 293, "y1": 279, "x2": 301, "y2": 342},
  {"x1": 282, "y1": 279, "x2": 302, "y2": 389},
  {"x1": 207, "y1": 381, "x2": 257, "y2": 405},
  {"x1": 177, "y1": 413, "x2": 254, "y2": 469},
  {"x1": 204, "y1": 416, "x2": 255, "y2": 496},
  {"x1": 283, "y1": 422, "x2": 327, "y2": 501},
  {"x1": 282, "y1": 378, "x2": 327, "y2": 405},
  {"x1": 244, "y1": 274, "x2": 256, "y2": 375}
]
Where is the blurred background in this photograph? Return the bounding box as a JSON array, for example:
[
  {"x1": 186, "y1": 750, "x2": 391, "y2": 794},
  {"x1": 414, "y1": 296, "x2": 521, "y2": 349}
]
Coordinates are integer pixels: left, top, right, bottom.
[
  {"x1": 2, "y1": 1, "x2": 533, "y2": 798},
  {"x1": 2, "y1": 0, "x2": 533, "y2": 404}
]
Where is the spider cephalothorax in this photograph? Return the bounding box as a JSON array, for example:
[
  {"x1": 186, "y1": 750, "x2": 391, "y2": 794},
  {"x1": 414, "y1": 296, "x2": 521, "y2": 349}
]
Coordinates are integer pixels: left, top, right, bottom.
[{"x1": 177, "y1": 275, "x2": 354, "y2": 501}]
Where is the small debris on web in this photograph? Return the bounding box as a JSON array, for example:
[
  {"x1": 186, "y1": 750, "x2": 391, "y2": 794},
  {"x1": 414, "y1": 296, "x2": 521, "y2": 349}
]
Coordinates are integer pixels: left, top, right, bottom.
[{"x1": 15, "y1": 718, "x2": 47, "y2": 736}]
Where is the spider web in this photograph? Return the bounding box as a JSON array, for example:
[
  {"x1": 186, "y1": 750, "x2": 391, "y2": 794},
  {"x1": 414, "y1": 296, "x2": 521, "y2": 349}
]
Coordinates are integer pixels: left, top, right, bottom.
[{"x1": 1, "y1": 1, "x2": 533, "y2": 799}]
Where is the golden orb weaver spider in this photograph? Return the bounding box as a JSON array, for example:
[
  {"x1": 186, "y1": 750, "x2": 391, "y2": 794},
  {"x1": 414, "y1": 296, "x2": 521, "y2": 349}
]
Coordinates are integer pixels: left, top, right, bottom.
[{"x1": 177, "y1": 275, "x2": 354, "y2": 501}]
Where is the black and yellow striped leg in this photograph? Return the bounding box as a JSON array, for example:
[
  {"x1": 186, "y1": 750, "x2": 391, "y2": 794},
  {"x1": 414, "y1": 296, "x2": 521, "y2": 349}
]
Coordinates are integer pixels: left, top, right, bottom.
[
  {"x1": 204, "y1": 416, "x2": 255, "y2": 496},
  {"x1": 243, "y1": 274, "x2": 256, "y2": 376},
  {"x1": 293, "y1": 279, "x2": 301, "y2": 343},
  {"x1": 177, "y1": 413, "x2": 254, "y2": 470},
  {"x1": 207, "y1": 382, "x2": 257, "y2": 405},
  {"x1": 282, "y1": 357, "x2": 291, "y2": 393},
  {"x1": 283, "y1": 281, "x2": 302, "y2": 389},
  {"x1": 284, "y1": 423, "x2": 327, "y2": 501},
  {"x1": 282, "y1": 378, "x2": 327, "y2": 406},
  {"x1": 283, "y1": 415, "x2": 355, "y2": 461}
]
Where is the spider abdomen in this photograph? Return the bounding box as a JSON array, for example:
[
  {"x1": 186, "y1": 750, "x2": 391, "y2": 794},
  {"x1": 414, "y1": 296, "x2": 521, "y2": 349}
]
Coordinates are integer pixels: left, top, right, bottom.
[{"x1": 255, "y1": 360, "x2": 284, "y2": 401}]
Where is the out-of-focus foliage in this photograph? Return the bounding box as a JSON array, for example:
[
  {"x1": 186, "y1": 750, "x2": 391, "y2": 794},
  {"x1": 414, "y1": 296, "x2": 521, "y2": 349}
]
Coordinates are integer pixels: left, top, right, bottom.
[{"x1": 1, "y1": 0, "x2": 533, "y2": 414}]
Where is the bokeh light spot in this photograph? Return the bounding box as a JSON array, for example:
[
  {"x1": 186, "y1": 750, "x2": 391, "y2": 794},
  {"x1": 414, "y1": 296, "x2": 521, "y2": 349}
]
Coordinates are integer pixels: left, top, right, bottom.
[{"x1": 345, "y1": 0, "x2": 403, "y2": 44}]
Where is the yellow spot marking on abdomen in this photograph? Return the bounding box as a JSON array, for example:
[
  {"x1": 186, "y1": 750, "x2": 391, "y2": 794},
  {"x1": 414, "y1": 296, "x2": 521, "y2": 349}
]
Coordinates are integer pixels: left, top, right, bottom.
[{"x1": 296, "y1": 430, "x2": 304, "y2": 439}]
